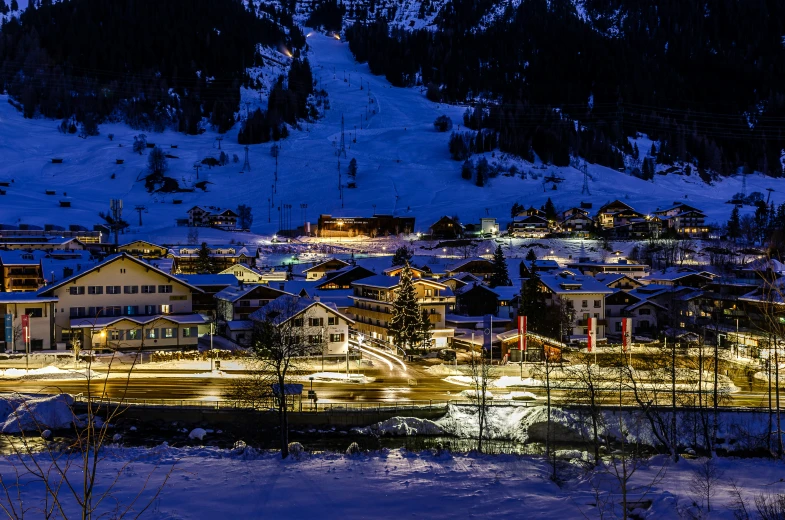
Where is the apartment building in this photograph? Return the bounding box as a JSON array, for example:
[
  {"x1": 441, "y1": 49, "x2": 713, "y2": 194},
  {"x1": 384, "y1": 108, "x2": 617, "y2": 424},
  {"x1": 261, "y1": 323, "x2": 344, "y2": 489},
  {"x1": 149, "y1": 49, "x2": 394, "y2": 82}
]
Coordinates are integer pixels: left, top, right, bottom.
[
  {"x1": 349, "y1": 275, "x2": 455, "y2": 348},
  {"x1": 38, "y1": 253, "x2": 206, "y2": 351}
]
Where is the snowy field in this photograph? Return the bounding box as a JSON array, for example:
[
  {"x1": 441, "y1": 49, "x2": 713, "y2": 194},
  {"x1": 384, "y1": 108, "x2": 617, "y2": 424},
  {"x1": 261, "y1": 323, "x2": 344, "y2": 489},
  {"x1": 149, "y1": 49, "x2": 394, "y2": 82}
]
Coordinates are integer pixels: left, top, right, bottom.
[
  {"x1": 1, "y1": 446, "x2": 785, "y2": 518},
  {"x1": 2, "y1": 32, "x2": 783, "y2": 245}
]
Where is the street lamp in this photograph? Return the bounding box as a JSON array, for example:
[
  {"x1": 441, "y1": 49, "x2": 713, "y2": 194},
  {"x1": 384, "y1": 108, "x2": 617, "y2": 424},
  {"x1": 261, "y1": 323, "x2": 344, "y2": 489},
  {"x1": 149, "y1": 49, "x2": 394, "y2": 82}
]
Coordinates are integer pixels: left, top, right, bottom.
[{"x1": 209, "y1": 321, "x2": 215, "y2": 371}]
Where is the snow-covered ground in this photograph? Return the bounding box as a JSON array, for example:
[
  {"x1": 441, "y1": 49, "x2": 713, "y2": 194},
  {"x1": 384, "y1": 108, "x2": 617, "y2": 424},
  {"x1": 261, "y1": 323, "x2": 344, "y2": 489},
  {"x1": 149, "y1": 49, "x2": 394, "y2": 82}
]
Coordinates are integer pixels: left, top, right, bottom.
[
  {"x1": 2, "y1": 33, "x2": 782, "y2": 245},
  {"x1": 2, "y1": 445, "x2": 785, "y2": 518}
]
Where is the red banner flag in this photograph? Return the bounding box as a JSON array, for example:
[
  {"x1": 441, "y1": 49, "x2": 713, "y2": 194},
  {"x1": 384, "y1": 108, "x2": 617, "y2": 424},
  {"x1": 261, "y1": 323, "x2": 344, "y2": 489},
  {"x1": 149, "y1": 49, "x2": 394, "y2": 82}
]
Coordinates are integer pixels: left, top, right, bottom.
[
  {"x1": 587, "y1": 317, "x2": 596, "y2": 352},
  {"x1": 20, "y1": 314, "x2": 29, "y2": 344},
  {"x1": 622, "y1": 318, "x2": 632, "y2": 352},
  {"x1": 518, "y1": 316, "x2": 527, "y2": 351}
]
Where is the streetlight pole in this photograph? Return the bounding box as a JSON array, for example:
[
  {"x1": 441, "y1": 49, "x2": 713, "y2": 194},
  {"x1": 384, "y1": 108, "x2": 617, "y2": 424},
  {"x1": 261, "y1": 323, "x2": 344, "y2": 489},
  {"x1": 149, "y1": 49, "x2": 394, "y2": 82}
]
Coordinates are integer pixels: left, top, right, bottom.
[{"x1": 210, "y1": 321, "x2": 214, "y2": 371}]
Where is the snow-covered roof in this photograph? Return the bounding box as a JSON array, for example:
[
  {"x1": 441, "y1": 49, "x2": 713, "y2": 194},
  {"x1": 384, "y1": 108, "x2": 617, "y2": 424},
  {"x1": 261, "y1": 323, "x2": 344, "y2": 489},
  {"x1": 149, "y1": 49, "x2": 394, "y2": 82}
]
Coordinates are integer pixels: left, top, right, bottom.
[
  {"x1": 69, "y1": 314, "x2": 207, "y2": 328},
  {"x1": 214, "y1": 283, "x2": 289, "y2": 302},
  {"x1": 302, "y1": 258, "x2": 349, "y2": 272},
  {"x1": 446, "y1": 257, "x2": 492, "y2": 273},
  {"x1": 39, "y1": 254, "x2": 203, "y2": 295},
  {"x1": 226, "y1": 320, "x2": 253, "y2": 332},
  {"x1": 248, "y1": 295, "x2": 355, "y2": 325},
  {"x1": 538, "y1": 273, "x2": 614, "y2": 295},
  {"x1": 0, "y1": 250, "x2": 44, "y2": 265},
  {"x1": 176, "y1": 274, "x2": 237, "y2": 286}
]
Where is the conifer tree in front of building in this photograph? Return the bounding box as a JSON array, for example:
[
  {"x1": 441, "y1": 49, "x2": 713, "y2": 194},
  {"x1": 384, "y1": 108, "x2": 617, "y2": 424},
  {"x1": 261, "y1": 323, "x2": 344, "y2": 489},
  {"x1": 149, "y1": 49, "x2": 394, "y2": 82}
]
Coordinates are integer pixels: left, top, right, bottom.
[
  {"x1": 489, "y1": 245, "x2": 510, "y2": 287},
  {"x1": 390, "y1": 264, "x2": 427, "y2": 351}
]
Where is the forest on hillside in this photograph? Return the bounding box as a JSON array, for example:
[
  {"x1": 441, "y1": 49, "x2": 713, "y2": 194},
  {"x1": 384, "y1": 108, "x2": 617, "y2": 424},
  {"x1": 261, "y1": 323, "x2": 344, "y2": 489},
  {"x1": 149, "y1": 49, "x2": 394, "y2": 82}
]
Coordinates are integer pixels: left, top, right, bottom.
[
  {"x1": 346, "y1": 0, "x2": 785, "y2": 178},
  {"x1": 0, "y1": 0, "x2": 303, "y2": 134}
]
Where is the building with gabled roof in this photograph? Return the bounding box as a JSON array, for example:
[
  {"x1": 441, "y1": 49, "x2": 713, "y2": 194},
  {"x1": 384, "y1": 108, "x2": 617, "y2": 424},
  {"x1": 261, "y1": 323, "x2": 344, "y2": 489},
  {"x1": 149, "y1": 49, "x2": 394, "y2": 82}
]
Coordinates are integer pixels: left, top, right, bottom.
[
  {"x1": 0, "y1": 250, "x2": 44, "y2": 292},
  {"x1": 215, "y1": 283, "x2": 291, "y2": 321},
  {"x1": 429, "y1": 216, "x2": 463, "y2": 239},
  {"x1": 445, "y1": 257, "x2": 495, "y2": 282},
  {"x1": 248, "y1": 295, "x2": 355, "y2": 355},
  {"x1": 118, "y1": 240, "x2": 167, "y2": 258},
  {"x1": 596, "y1": 200, "x2": 635, "y2": 228},
  {"x1": 538, "y1": 272, "x2": 614, "y2": 341},
  {"x1": 302, "y1": 258, "x2": 350, "y2": 280},
  {"x1": 350, "y1": 276, "x2": 455, "y2": 348},
  {"x1": 167, "y1": 245, "x2": 255, "y2": 274},
  {"x1": 38, "y1": 253, "x2": 205, "y2": 351}
]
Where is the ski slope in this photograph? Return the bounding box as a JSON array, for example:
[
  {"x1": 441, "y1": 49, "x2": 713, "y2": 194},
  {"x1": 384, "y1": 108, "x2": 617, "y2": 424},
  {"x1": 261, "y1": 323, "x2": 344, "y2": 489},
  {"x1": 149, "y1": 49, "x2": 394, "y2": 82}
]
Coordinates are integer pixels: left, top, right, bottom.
[{"x1": 0, "y1": 32, "x2": 782, "y2": 245}]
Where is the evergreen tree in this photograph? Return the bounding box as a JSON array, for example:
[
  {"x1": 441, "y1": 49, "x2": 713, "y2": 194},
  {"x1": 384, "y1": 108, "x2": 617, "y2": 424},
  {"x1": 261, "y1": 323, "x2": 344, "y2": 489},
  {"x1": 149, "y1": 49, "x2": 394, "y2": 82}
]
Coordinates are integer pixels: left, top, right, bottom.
[
  {"x1": 147, "y1": 146, "x2": 167, "y2": 176},
  {"x1": 489, "y1": 245, "x2": 510, "y2": 287},
  {"x1": 475, "y1": 157, "x2": 489, "y2": 187},
  {"x1": 632, "y1": 142, "x2": 639, "y2": 160},
  {"x1": 519, "y1": 271, "x2": 547, "y2": 334},
  {"x1": 347, "y1": 158, "x2": 358, "y2": 181},
  {"x1": 525, "y1": 249, "x2": 537, "y2": 261},
  {"x1": 237, "y1": 204, "x2": 253, "y2": 230},
  {"x1": 727, "y1": 206, "x2": 741, "y2": 240},
  {"x1": 511, "y1": 202, "x2": 524, "y2": 218},
  {"x1": 417, "y1": 310, "x2": 433, "y2": 349},
  {"x1": 390, "y1": 264, "x2": 424, "y2": 351},
  {"x1": 195, "y1": 242, "x2": 216, "y2": 274},
  {"x1": 542, "y1": 197, "x2": 556, "y2": 220},
  {"x1": 391, "y1": 246, "x2": 414, "y2": 267},
  {"x1": 461, "y1": 159, "x2": 474, "y2": 180}
]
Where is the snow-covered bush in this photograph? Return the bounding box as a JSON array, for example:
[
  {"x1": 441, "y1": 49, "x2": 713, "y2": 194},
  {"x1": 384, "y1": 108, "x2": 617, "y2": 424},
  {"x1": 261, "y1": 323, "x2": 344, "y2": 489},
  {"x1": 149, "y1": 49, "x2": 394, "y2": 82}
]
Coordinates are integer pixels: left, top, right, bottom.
[
  {"x1": 287, "y1": 442, "x2": 306, "y2": 460},
  {"x1": 188, "y1": 428, "x2": 207, "y2": 441},
  {"x1": 345, "y1": 442, "x2": 362, "y2": 456}
]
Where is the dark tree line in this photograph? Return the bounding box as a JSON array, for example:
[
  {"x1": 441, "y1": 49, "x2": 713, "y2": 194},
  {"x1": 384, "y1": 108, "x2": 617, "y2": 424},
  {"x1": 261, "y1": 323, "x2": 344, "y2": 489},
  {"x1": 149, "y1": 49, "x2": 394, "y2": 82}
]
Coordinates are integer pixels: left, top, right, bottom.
[
  {"x1": 238, "y1": 58, "x2": 314, "y2": 144},
  {"x1": 346, "y1": 0, "x2": 785, "y2": 176},
  {"x1": 306, "y1": 0, "x2": 345, "y2": 32},
  {"x1": 0, "y1": 0, "x2": 302, "y2": 134}
]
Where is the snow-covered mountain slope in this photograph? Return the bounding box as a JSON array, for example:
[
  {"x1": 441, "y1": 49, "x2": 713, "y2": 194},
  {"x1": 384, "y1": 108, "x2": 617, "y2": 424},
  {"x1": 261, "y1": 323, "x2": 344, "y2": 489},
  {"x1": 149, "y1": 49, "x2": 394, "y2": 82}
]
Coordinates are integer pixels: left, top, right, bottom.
[{"x1": 0, "y1": 33, "x2": 781, "y2": 241}]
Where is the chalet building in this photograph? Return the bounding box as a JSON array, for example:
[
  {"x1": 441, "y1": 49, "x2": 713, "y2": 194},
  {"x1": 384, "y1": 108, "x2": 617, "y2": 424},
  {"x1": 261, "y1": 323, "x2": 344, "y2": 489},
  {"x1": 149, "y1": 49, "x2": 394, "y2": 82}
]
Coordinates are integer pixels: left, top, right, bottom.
[
  {"x1": 439, "y1": 272, "x2": 483, "y2": 292},
  {"x1": 538, "y1": 273, "x2": 613, "y2": 341},
  {"x1": 445, "y1": 258, "x2": 495, "y2": 282},
  {"x1": 215, "y1": 283, "x2": 290, "y2": 322},
  {"x1": 167, "y1": 245, "x2": 254, "y2": 274},
  {"x1": 0, "y1": 236, "x2": 87, "y2": 252},
  {"x1": 176, "y1": 274, "x2": 236, "y2": 315},
  {"x1": 0, "y1": 251, "x2": 44, "y2": 292},
  {"x1": 186, "y1": 206, "x2": 239, "y2": 230},
  {"x1": 593, "y1": 273, "x2": 644, "y2": 291},
  {"x1": 117, "y1": 240, "x2": 167, "y2": 258},
  {"x1": 561, "y1": 207, "x2": 589, "y2": 219},
  {"x1": 302, "y1": 258, "x2": 350, "y2": 280},
  {"x1": 642, "y1": 269, "x2": 715, "y2": 288},
  {"x1": 609, "y1": 217, "x2": 662, "y2": 239},
  {"x1": 509, "y1": 215, "x2": 550, "y2": 238},
  {"x1": 605, "y1": 290, "x2": 664, "y2": 339},
  {"x1": 0, "y1": 293, "x2": 59, "y2": 351},
  {"x1": 383, "y1": 265, "x2": 429, "y2": 278},
  {"x1": 350, "y1": 276, "x2": 455, "y2": 348},
  {"x1": 247, "y1": 295, "x2": 355, "y2": 356},
  {"x1": 38, "y1": 254, "x2": 207, "y2": 351},
  {"x1": 463, "y1": 218, "x2": 500, "y2": 238},
  {"x1": 519, "y1": 259, "x2": 561, "y2": 278},
  {"x1": 514, "y1": 206, "x2": 546, "y2": 218},
  {"x1": 560, "y1": 212, "x2": 594, "y2": 236},
  {"x1": 456, "y1": 283, "x2": 519, "y2": 318},
  {"x1": 653, "y1": 203, "x2": 709, "y2": 238},
  {"x1": 317, "y1": 214, "x2": 415, "y2": 238},
  {"x1": 317, "y1": 265, "x2": 376, "y2": 289},
  {"x1": 429, "y1": 216, "x2": 463, "y2": 239},
  {"x1": 596, "y1": 200, "x2": 636, "y2": 229},
  {"x1": 566, "y1": 259, "x2": 650, "y2": 279}
]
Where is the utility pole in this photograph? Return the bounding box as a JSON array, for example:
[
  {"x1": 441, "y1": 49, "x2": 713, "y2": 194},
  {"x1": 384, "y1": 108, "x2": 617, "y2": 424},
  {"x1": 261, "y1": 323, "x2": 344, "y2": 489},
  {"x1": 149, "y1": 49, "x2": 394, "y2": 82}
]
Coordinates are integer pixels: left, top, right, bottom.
[
  {"x1": 268, "y1": 198, "x2": 271, "y2": 223},
  {"x1": 193, "y1": 164, "x2": 201, "y2": 180},
  {"x1": 581, "y1": 160, "x2": 590, "y2": 195},
  {"x1": 134, "y1": 205, "x2": 147, "y2": 226},
  {"x1": 216, "y1": 136, "x2": 223, "y2": 150}
]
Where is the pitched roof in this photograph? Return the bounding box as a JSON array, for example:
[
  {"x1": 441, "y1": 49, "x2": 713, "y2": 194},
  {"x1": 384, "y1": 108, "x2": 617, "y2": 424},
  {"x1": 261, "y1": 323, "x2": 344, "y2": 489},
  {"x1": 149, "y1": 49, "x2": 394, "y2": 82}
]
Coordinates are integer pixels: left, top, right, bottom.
[
  {"x1": 248, "y1": 295, "x2": 355, "y2": 325},
  {"x1": 538, "y1": 273, "x2": 614, "y2": 295},
  {"x1": 176, "y1": 274, "x2": 237, "y2": 287},
  {"x1": 214, "y1": 283, "x2": 290, "y2": 302},
  {"x1": 38, "y1": 254, "x2": 204, "y2": 295},
  {"x1": 446, "y1": 257, "x2": 492, "y2": 273},
  {"x1": 69, "y1": 314, "x2": 207, "y2": 329},
  {"x1": 302, "y1": 258, "x2": 350, "y2": 273}
]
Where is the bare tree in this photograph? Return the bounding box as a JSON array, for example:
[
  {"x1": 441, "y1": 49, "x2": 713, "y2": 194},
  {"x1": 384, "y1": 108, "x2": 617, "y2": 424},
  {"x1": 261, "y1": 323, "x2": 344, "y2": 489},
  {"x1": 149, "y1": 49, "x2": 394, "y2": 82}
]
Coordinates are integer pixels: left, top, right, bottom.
[
  {"x1": 245, "y1": 296, "x2": 326, "y2": 459},
  {"x1": 689, "y1": 457, "x2": 723, "y2": 514},
  {"x1": 0, "y1": 317, "x2": 174, "y2": 518},
  {"x1": 468, "y1": 345, "x2": 493, "y2": 453},
  {"x1": 565, "y1": 356, "x2": 611, "y2": 466}
]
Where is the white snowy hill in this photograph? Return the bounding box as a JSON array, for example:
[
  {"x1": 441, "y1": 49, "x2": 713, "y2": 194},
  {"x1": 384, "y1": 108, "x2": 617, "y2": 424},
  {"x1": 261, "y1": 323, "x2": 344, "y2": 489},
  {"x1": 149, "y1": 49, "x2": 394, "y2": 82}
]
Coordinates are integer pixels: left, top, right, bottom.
[{"x1": 1, "y1": 32, "x2": 782, "y2": 241}]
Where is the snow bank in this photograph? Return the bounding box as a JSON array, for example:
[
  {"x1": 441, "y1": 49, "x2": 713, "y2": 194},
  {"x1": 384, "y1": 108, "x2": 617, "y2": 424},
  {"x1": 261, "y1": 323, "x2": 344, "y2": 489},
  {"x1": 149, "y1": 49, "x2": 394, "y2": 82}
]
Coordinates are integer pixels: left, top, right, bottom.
[
  {"x1": 1, "y1": 394, "x2": 75, "y2": 433},
  {"x1": 188, "y1": 428, "x2": 207, "y2": 440},
  {"x1": 496, "y1": 391, "x2": 539, "y2": 401},
  {"x1": 368, "y1": 417, "x2": 444, "y2": 436},
  {"x1": 0, "y1": 366, "x2": 100, "y2": 380}
]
